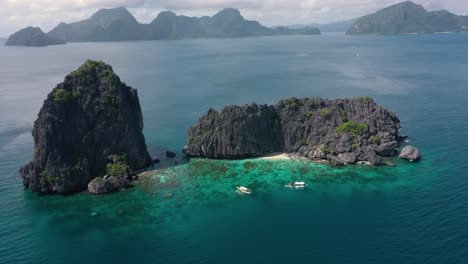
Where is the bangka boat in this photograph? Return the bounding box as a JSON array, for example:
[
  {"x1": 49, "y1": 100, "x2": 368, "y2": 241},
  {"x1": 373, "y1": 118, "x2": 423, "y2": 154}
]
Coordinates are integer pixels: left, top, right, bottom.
[
  {"x1": 285, "y1": 181, "x2": 307, "y2": 189},
  {"x1": 236, "y1": 186, "x2": 252, "y2": 195}
]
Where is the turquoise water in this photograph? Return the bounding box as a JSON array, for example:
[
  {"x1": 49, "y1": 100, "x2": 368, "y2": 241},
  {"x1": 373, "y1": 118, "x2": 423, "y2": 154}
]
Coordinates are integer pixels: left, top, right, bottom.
[{"x1": 1, "y1": 33, "x2": 468, "y2": 263}]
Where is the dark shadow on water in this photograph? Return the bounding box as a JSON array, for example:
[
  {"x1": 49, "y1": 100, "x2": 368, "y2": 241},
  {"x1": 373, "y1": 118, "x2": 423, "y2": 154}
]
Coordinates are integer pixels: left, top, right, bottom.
[{"x1": 146, "y1": 146, "x2": 190, "y2": 170}]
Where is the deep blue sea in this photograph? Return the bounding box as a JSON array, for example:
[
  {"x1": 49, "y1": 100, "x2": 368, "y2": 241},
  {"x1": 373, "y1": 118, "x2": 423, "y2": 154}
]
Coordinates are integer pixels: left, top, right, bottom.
[{"x1": 1, "y1": 33, "x2": 468, "y2": 263}]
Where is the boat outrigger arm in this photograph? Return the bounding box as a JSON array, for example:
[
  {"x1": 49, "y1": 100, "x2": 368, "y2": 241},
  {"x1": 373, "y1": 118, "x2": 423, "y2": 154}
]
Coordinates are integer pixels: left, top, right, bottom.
[
  {"x1": 236, "y1": 186, "x2": 252, "y2": 195},
  {"x1": 285, "y1": 182, "x2": 307, "y2": 189}
]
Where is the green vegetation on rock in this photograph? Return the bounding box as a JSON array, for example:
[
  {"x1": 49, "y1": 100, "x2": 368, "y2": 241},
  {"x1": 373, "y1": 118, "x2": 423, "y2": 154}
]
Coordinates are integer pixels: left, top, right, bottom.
[
  {"x1": 39, "y1": 169, "x2": 60, "y2": 188},
  {"x1": 53, "y1": 88, "x2": 72, "y2": 103},
  {"x1": 106, "y1": 155, "x2": 130, "y2": 177},
  {"x1": 336, "y1": 121, "x2": 368, "y2": 136},
  {"x1": 370, "y1": 135, "x2": 381, "y2": 144},
  {"x1": 321, "y1": 147, "x2": 331, "y2": 155},
  {"x1": 284, "y1": 98, "x2": 299, "y2": 109},
  {"x1": 356, "y1": 96, "x2": 374, "y2": 102},
  {"x1": 320, "y1": 109, "x2": 332, "y2": 118}
]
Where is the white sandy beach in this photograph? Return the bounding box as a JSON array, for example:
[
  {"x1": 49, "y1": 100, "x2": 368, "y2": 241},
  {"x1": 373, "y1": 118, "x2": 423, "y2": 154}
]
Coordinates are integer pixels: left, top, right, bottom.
[{"x1": 258, "y1": 152, "x2": 305, "y2": 160}]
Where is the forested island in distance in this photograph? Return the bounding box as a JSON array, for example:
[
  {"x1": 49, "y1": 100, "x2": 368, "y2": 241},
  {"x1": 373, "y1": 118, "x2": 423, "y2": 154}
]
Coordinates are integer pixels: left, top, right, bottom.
[
  {"x1": 5, "y1": 27, "x2": 65, "y2": 47},
  {"x1": 347, "y1": 1, "x2": 468, "y2": 35},
  {"x1": 5, "y1": 7, "x2": 320, "y2": 46},
  {"x1": 288, "y1": 19, "x2": 357, "y2": 32}
]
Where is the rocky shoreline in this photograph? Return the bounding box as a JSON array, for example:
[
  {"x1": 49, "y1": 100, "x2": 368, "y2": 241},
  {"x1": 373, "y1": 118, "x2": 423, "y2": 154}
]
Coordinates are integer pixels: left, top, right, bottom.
[{"x1": 184, "y1": 97, "x2": 421, "y2": 166}]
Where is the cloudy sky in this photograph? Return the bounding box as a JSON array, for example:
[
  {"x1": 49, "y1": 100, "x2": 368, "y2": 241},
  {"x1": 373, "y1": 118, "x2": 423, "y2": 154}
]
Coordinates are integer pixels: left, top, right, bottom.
[{"x1": 1, "y1": 0, "x2": 467, "y2": 36}]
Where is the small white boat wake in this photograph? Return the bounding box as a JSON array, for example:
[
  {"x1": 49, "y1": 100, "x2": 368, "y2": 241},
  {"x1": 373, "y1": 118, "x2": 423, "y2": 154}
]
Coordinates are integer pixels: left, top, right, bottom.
[{"x1": 285, "y1": 182, "x2": 307, "y2": 190}]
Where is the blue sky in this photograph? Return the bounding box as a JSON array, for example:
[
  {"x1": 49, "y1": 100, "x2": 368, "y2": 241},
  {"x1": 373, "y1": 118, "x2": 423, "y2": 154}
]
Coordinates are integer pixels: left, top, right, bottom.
[{"x1": 1, "y1": 0, "x2": 467, "y2": 36}]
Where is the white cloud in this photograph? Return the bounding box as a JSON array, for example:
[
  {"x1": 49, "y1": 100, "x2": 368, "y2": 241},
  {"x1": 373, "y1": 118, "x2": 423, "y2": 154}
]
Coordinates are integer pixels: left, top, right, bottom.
[{"x1": 0, "y1": 0, "x2": 467, "y2": 36}]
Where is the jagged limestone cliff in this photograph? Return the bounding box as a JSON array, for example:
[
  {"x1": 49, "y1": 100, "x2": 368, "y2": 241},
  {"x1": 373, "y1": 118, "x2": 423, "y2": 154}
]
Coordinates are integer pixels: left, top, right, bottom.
[
  {"x1": 20, "y1": 60, "x2": 152, "y2": 194},
  {"x1": 185, "y1": 97, "x2": 402, "y2": 166}
]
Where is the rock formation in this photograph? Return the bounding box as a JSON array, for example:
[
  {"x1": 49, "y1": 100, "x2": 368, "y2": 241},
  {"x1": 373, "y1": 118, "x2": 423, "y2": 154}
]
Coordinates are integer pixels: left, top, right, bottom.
[
  {"x1": 185, "y1": 97, "x2": 404, "y2": 166},
  {"x1": 399, "y1": 146, "x2": 421, "y2": 161},
  {"x1": 5, "y1": 27, "x2": 65, "y2": 47},
  {"x1": 88, "y1": 176, "x2": 130, "y2": 195},
  {"x1": 20, "y1": 60, "x2": 152, "y2": 194}
]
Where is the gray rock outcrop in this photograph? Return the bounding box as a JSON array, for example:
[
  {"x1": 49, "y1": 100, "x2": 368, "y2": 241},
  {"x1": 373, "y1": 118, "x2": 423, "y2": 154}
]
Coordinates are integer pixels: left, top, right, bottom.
[
  {"x1": 20, "y1": 60, "x2": 152, "y2": 194},
  {"x1": 185, "y1": 97, "x2": 403, "y2": 166},
  {"x1": 88, "y1": 176, "x2": 130, "y2": 195},
  {"x1": 399, "y1": 146, "x2": 421, "y2": 161}
]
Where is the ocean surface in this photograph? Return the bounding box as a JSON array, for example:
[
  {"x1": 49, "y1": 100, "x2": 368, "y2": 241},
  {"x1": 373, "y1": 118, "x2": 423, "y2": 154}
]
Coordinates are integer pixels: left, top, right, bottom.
[{"x1": 0, "y1": 33, "x2": 467, "y2": 263}]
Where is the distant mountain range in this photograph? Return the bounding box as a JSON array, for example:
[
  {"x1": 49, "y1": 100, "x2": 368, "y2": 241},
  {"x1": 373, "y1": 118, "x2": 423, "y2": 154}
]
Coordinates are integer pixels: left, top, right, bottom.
[
  {"x1": 5, "y1": 7, "x2": 319, "y2": 46},
  {"x1": 289, "y1": 19, "x2": 357, "y2": 32},
  {"x1": 9, "y1": 1, "x2": 465, "y2": 46},
  {"x1": 5, "y1": 27, "x2": 65, "y2": 47},
  {"x1": 347, "y1": 1, "x2": 468, "y2": 35}
]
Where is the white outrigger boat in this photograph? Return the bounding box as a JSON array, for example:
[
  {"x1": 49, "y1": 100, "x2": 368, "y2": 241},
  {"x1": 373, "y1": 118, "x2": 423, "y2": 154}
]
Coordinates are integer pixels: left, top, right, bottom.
[
  {"x1": 236, "y1": 186, "x2": 252, "y2": 195},
  {"x1": 285, "y1": 181, "x2": 307, "y2": 190}
]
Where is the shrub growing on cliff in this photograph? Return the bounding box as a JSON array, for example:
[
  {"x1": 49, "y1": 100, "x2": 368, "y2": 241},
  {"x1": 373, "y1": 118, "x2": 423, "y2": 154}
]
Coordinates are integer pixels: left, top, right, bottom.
[
  {"x1": 284, "y1": 98, "x2": 299, "y2": 109},
  {"x1": 321, "y1": 147, "x2": 331, "y2": 155},
  {"x1": 39, "y1": 169, "x2": 60, "y2": 188},
  {"x1": 336, "y1": 121, "x2": 368, "y2": 136},
  {"x1": 370, "y1": 135, "x2": 381, "y2": 144},
  {"x1": 320, "y1": 109, "x2": 332, "y2": 118},
  {"x1": 106, "y1": 155, "x2": 130, "y2": 177},
  {"x1": 73, "y1": 86, "x2": 83, "y2": 98},
  {"x1": 53, "y1": 88, "x2": 72, "y2": 103},
  {"x1": 356, "y1": 96, "x2": 374, "y2": 102},
  {"x1": 306, "y1": 111, "x2": 314, "y2": 118}
]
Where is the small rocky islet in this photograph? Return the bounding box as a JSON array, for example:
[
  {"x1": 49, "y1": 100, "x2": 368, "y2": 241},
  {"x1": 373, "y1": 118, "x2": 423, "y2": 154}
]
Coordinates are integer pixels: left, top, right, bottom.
[
  {"x1": 20, "y1": 60, "x2": 420, "y2": 195},
  {"x1": 20, "y1": 60, "x2": 152, "y2": 194},
  {"x1": 184, "y1": 97, "x2": 421, "y2": 165}
]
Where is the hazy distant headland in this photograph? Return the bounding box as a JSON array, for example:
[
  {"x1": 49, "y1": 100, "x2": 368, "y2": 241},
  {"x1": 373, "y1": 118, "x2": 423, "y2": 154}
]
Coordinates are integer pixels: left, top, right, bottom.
[
  {"x1": 5, "y1": 27, "x2": 65, "y2": 47},
  {"x1": 347, "y1": 1, "x2": 468, "y2": 35},
  {"x1": 289, "y1": 19, "x2": 357, "y2": 32},
  {"x1": 5, "y1": 7, "x2": 320, "y2": 46}
]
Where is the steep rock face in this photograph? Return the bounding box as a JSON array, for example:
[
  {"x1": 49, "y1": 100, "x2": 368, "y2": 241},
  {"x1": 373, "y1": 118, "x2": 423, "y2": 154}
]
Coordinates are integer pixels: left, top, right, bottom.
[
  {"x1": 20, "y1": 60, "x2": 152, "y2": 194},
  {"x1": 186, "y1": 104, "x2": 282, "y2": 158},
  {"x1": 185, "y1": 97, "x2": 402, "y2": 165},
  {"x1": 5, "y1": 27, "x2": 65, "y2": 47}
]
